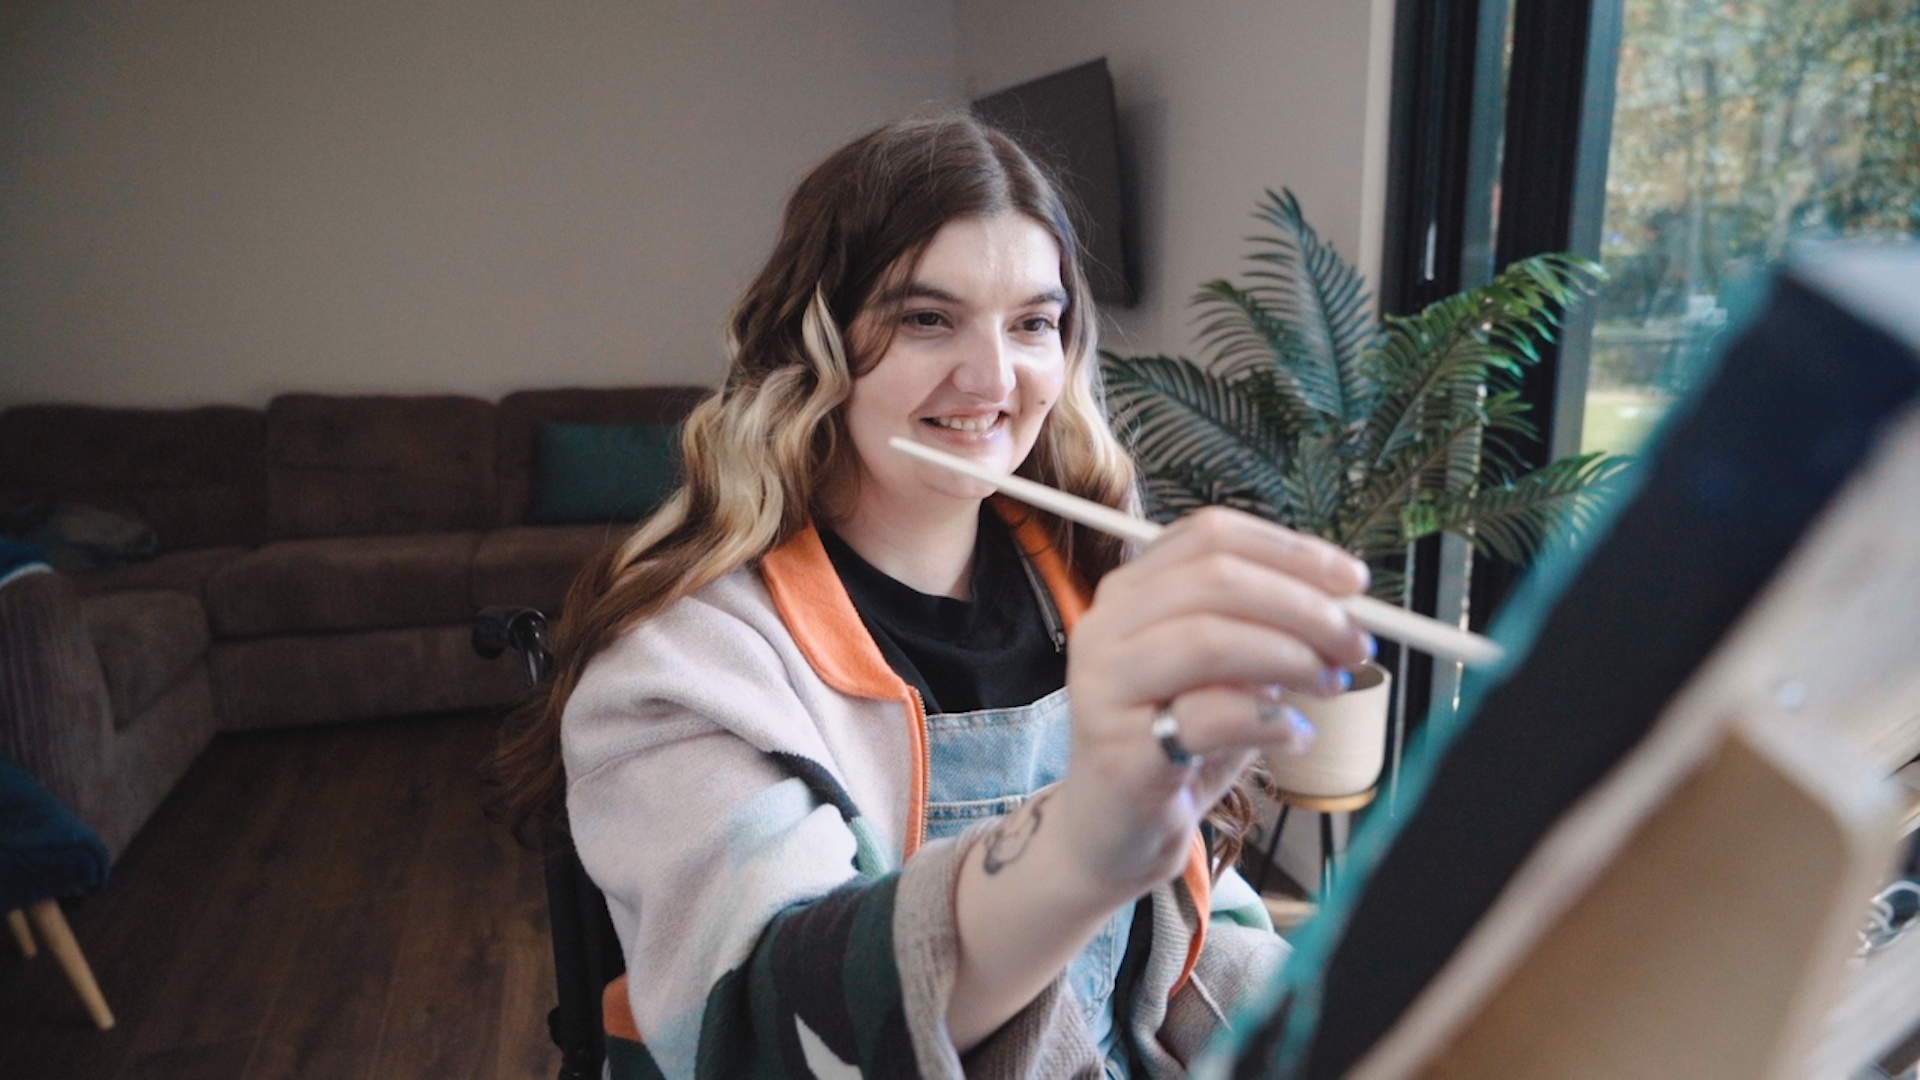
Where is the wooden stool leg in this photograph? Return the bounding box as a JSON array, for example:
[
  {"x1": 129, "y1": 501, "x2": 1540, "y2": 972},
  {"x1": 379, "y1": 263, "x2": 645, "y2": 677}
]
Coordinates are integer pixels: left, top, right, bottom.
[
  {"x1": 7, "y1": 908, "x2": 35, "y2": 958},
  {"x1": 25, "y1": 900, "x2": 114, "y2": 1030}
]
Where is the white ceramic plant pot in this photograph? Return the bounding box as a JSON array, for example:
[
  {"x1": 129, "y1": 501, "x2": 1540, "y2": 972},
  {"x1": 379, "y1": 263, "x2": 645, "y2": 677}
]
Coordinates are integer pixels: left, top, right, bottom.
[{"x1": 1264, "y1": 661, "x2": 1392, "y2": 798}]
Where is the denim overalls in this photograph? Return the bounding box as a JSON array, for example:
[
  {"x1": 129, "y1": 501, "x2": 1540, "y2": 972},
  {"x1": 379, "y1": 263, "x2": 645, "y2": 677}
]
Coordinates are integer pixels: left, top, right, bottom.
[{"x1": 915, "y1": 549, "x2": 1135, "y2": 1076}]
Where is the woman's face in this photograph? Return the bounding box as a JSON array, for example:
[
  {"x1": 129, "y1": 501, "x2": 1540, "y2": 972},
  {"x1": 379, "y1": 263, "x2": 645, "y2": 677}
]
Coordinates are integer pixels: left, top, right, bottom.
[{"x1": 841, "y1": 212, "x2": 1069, "y2": 516}]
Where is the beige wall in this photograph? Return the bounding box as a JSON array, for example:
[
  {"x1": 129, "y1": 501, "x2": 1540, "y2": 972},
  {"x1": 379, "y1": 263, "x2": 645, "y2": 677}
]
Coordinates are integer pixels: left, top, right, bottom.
[
  {"x1": 2, "y1": 1, "x2": 1395, "y2": 410},
  {"x1": 958, "y1": 0, "x2": 1397, "y2": 359},
  {"x1": 0, "y1": 0, "x2": 956, "y2": 408}
]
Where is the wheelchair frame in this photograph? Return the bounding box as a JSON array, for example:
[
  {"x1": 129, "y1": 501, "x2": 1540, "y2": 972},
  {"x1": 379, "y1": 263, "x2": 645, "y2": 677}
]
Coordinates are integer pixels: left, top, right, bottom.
[{"x1": 474, "y1": 606, "x2": 626, "y2": 1080}]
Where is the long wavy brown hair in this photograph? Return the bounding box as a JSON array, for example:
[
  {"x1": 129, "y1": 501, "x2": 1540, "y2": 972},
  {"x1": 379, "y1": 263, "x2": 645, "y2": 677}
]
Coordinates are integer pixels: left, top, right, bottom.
[{"x1": 485, "y1": 114, "x2": 1258, "y2": 876}]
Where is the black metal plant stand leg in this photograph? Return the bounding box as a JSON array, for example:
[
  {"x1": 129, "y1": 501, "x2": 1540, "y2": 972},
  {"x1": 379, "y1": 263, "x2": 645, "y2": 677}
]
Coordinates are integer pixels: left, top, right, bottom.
[
  {"x1": 1251, "y1": 803, "x2": 1293, "y2": 896},
  {"x1": 1320, "y1": 812, "x2": 1337, "y2": 896}
]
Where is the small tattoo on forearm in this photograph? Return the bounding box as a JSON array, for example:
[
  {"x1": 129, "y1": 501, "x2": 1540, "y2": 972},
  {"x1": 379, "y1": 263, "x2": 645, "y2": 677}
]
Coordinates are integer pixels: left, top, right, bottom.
[{"x1": 982, "y1": 791, "x2": 1050, "y2": 875}]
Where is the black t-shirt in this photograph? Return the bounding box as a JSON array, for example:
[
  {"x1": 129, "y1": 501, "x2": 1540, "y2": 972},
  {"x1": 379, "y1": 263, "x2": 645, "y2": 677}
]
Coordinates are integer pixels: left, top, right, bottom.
[{"x1": 818, "y1": 512, "x2": 1067, "y2": 715}]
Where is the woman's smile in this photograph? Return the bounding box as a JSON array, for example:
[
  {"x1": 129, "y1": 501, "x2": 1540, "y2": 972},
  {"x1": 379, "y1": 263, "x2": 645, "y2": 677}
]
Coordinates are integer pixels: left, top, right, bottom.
[{"x1": 922, "y1": 410, "x2": 1007, "y2": 437}]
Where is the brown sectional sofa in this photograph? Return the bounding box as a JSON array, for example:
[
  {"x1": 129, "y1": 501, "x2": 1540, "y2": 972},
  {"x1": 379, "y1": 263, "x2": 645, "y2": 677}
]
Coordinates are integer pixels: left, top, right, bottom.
[{"x1": 0, "y1": 386, "x2": 706, "y2": 857}]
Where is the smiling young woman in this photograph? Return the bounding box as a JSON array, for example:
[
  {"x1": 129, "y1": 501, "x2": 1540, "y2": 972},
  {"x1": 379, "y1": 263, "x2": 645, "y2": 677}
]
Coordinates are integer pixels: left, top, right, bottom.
[
  {"x1": 487, "y1": 114, "x2": 1370, "y2": 1079},
  {"x1": 829, "y1": 212, "x2": 1070, "y2": 598}
]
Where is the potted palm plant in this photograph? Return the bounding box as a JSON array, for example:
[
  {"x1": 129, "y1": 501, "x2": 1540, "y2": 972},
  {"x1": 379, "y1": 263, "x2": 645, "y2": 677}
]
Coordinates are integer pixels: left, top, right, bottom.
[{"x1": 1101, "y1": 190, "x2": 1628, "y2": 796}]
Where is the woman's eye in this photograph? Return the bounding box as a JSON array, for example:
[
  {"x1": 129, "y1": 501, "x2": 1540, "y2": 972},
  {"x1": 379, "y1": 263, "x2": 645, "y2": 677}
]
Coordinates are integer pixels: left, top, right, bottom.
[
  {"x1": 1018, "y1": 315, "x2": 1059, "y2": 334},
  {"x1": 903, "y1": 310, "x2": 948, "y2": 329}
]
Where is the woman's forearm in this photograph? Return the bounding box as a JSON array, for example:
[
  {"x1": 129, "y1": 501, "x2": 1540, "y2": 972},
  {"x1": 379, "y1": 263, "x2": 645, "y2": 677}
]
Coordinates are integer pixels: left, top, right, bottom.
[
  {"x1": 948, "y1": 790, "x2": 1114, "y2": 1050},
  {"x1": 946, "y1": 786, "x2": 1176, "y2": 1051}
]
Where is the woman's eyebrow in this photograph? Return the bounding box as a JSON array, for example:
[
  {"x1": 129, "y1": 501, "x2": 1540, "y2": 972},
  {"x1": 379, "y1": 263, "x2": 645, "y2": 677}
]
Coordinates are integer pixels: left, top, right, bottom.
[
  {"x1": 876, "y1": 281, "x2": 1069, "y2": 308},
  {"x1": 878, "y1": 281, "x2": 965, "y2": 306}
]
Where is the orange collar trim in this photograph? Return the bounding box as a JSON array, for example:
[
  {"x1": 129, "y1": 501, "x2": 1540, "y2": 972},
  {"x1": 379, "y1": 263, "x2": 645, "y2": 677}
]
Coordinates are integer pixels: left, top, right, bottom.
[
  {"x1": 758, "y1": 498, "x2": 1091, "y2": 698},
  {"x1": 602, "y1": 975, "x2": 639, "y2": 1043},
  {"x1": 760, "y1": 521, "x2": 929, "y2": 852},
  {"x1": 1172, "y1": 835, "x2": 1212, "y2": 997},
  {"x1": 759, "y1": 523, "x2": 909, "y2": 704},
  {"x1": 990, "y1": 495, "x2": 1089, "y2": 632}
]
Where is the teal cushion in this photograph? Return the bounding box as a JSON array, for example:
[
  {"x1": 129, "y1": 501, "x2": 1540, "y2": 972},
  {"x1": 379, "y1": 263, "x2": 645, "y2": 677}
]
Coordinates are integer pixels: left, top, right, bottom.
[
  {"x1": 0, "y1": 760, "x2": 110, "y2": 911},
  {"x1": 530, "y1": 422, "x2": 681, "y2": 525},
  {"x1": 1, "y1": 501, "x2": 158, "y2": 574}
]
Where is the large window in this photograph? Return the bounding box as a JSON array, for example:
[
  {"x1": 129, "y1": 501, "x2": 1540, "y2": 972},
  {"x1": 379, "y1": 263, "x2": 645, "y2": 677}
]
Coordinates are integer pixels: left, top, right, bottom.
[
  {"x1": 1581, "y1": 0, "x2": 1920, "y2": 454},
  {"x1": 1380, "y1": 0, "x2": 1917, "y2": 742}
]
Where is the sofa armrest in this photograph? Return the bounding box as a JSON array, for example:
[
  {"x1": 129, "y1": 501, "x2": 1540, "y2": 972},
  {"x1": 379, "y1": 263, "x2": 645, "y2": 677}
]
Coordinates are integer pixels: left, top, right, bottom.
[{"x1": 0, "y1": 569, "x2": 116, "y2": 828}]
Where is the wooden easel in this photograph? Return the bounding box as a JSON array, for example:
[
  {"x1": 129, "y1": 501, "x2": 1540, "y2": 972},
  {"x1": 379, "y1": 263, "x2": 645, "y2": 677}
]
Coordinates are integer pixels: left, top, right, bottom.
[
  {"x1": 1347, "y1": 403, "x2": 1920, "y2": 1078},
  {"x1": 1413, "y1": 716, "x2": 1901, "y2": 1078}
]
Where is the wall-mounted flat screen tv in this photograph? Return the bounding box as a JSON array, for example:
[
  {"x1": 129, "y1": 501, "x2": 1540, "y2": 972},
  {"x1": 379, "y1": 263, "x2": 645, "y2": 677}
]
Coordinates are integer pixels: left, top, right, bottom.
[{"x1": 973, "y1": 58, "x2": 1137, "y2": 308}]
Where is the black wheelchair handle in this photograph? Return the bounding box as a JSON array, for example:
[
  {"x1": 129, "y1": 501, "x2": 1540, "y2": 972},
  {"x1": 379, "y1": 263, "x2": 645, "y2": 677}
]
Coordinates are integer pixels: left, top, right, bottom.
[{"x1": 473, "y1": 606, "x2": 553, "y2": 687}]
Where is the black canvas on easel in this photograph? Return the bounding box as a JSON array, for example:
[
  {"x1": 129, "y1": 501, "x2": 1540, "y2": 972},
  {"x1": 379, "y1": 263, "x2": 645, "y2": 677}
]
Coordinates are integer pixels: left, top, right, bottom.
[{"x1": 1230, "y1": 267, "x2": 1920, "y2": 1078}]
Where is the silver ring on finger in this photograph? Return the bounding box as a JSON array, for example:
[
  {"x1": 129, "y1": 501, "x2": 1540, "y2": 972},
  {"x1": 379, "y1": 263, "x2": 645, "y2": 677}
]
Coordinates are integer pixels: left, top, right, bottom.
[{"x1": 1150, "y1": 704, "x2": 1196, "y2": 766}]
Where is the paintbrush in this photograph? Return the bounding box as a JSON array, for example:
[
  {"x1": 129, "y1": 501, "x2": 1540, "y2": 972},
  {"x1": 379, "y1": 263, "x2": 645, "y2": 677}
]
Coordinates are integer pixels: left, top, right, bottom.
[{"x1": 890, "y1": 436, "x2": 1506, "y2": 668}]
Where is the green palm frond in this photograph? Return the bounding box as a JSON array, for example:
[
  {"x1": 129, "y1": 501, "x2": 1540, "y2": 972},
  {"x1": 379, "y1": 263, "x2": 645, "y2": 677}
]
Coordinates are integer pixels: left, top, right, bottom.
[
  {"x1": 1281, "y1": 435, "x2": 1347, "y2": 541},
  {"x1": 1475, "y1": 389, "x2": 1544, "y2": 484},
  {"x1": 1234, "y1": 364, "x2": 1332, "y2": 441},
  {"x1": 1189, "y1": 277, "x2": 1297, "y2": 376},
  {"x1": 1367, "y1": 307, "x2": 1497, "y2": 466},
  {"x1": 1364, "y1": 565, "x2": 1409, "y2": 604},
  {"x1": 1359, "y1": 257, "x2": 1596, "y2": 470},
  {"x1": 1430, "y1": 453, "x2": 1633, "y2": 562},
  {"x1": 1233, "y1": 189, "x2": 1379, "y2": 423},
  {"x1": 1142, "y1": 465, "x2": 1283, "y2": 525},
  {"x1": 1480, "y1": 254, "x2": 1602, "y2": 362},
  {"x1": 1363, "y1": 322, "x2": 1498, "y2": 469},
  {"x1": 1340, "y1": 411, "x2": 1490, "y2": 559},
  {"x1": 1140, "y1": 474, "x2": 1212, "y2": 525},
  {"x1": 1104, "y1": 189, "x2": 1620, "y2": 603},
  {"x1": 1100, "y1": 354, "x2": 1292, "y2": 509},
  {"x1": 1191, "y1": 280, "x2": 1329, "y2": 425}
]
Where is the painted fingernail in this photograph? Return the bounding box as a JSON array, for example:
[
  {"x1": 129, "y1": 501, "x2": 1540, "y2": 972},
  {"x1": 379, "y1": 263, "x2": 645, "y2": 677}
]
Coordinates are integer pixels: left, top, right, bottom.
[
  {"x1": 1363, "y1": 634, "x2": 1378, "y2": 660},
  {"x1": 1287, "y1": 709, "x2": 1314, "y2": 749},
  {"x1": 1318, "y1": 668, "x2": 1352, "y2": 695}
]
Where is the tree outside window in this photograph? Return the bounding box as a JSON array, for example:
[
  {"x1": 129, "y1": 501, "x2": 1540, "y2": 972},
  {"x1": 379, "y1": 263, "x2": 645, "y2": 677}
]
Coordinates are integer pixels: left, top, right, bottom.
[{"x1": 1584, "y1": 0, "x2": 1919, "y2": 454}]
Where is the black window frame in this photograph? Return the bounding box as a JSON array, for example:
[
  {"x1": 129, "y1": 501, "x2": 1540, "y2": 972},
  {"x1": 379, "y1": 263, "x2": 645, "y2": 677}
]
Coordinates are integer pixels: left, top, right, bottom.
[
  {"x1": 1378, "y1": 0, "x2": 1624, "y2": 753},
  {"x1": 1470, "y1": 0, "x2": 1624, "y2": 632}
]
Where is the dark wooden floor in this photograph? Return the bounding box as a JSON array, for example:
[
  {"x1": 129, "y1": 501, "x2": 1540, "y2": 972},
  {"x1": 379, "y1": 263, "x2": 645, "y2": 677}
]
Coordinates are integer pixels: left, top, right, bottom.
[{"x1": 0, "y1": 713, "x2": 558, "y2": 1080}]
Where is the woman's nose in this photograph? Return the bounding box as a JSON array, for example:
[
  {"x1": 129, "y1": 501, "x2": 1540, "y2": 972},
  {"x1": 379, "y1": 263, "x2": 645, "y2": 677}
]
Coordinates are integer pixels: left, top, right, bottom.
[{"x1": 950, "y1": 328, "x2": 1017, "y2": 400}]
